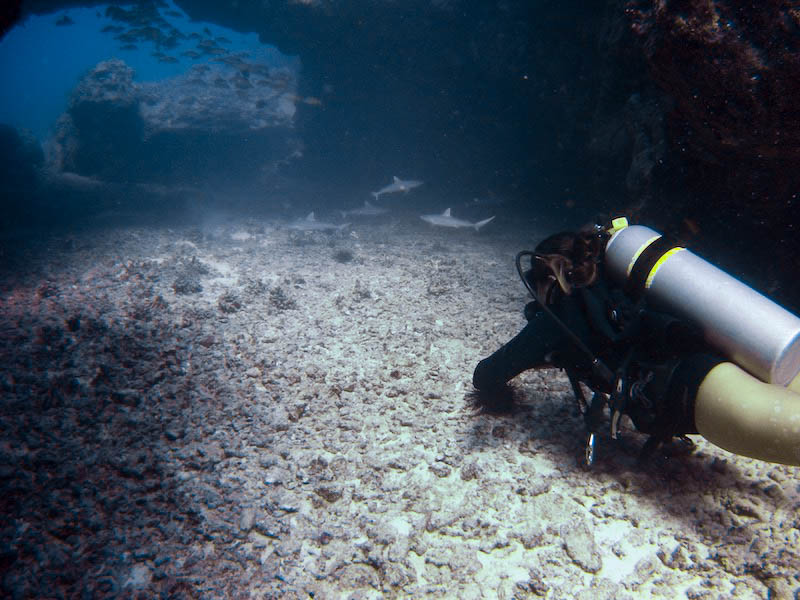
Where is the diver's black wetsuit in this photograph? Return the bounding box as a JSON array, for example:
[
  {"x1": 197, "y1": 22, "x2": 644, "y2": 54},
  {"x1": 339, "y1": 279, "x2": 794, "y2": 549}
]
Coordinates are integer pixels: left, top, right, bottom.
[
  {"x1": 472, "y1": 266, "x2": 722, "y2": 446},
  {"x1": 473, "y1": 272, "x2": 633, "y2": 393}
]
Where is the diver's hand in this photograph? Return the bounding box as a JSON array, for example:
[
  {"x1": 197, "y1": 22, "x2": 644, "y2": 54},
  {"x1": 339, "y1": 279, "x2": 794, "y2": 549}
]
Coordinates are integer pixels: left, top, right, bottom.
[{"x1": 523, "y1": 301, "x2": 540, "y2": 322}]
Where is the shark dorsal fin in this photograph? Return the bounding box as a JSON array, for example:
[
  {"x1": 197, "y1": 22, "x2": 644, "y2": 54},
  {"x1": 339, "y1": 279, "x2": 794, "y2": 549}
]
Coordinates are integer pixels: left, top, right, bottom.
[
  {"x1": 306, "y1": 212, "x2": 315, "y2": 221},
  {"x1": 442, "y1": 208, "x2": 451, "y2": 217},
  {"x1": 364, "y1": 200, "x2": 372, "y2": 207},
  {"x1": 393, "y1": 176, "x2": 401, "y2": 183}
]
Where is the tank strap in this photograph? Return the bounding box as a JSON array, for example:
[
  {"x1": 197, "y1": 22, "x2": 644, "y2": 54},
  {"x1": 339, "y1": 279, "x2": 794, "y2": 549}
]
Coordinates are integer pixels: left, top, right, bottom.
[{"x1": 625, "y1": 235, "x2": 679, "y2": 300}]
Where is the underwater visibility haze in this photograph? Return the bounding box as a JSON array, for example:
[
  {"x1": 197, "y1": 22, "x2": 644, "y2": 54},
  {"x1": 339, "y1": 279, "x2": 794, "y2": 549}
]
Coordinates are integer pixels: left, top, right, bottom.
[{"x1": 1, "y1": 1, "x2": 800, "y2": 597}]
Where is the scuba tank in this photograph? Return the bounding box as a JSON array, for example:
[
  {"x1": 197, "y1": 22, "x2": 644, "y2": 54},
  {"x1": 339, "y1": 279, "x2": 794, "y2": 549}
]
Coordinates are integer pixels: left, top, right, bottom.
[{"x1": 604, "y1": 222, "x2": 800, "y2": 386}]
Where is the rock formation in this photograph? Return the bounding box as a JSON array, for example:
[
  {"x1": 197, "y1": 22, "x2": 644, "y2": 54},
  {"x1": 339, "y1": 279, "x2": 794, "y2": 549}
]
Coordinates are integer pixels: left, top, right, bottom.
[{"x1": 50, "y1": 58, "x2": 300, "y2": 184}]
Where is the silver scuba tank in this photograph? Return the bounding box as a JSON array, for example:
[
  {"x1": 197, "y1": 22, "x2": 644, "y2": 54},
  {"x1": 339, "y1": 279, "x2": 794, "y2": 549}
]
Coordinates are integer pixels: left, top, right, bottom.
[{"x1": 604, "y1": 223, "x2": 800, "y2": 386}]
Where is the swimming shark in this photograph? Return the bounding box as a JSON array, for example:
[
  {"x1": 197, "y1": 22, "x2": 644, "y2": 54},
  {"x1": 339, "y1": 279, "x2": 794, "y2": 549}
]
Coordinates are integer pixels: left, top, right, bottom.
[
  {"x1": 287, "y1": 212, "x2": 349, "y2": 232},
  {"x1": 372, "y1": 176, "x2": 423, "y2": 200},
  {"x1": 420, "y1": 208, "x2": 495, "y2": 231},
  {"x1": 340, "y1": 200, "x2": 388, "y2": 218}
]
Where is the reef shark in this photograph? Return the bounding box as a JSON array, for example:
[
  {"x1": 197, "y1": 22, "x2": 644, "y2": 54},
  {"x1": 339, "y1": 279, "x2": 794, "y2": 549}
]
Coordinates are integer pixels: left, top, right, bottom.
[
  {"x1": 372, "y1": 176, "x2": 423, "y2": 200},
  {"x1": 420, "y1": 208, "x2": 495, "y2": 231},
  {"x1": 340, "y1": 200, "x2": 388, "y2": 218},
  {"x1": 287, "y1": 212, "x2": 349, "y2": 232}
]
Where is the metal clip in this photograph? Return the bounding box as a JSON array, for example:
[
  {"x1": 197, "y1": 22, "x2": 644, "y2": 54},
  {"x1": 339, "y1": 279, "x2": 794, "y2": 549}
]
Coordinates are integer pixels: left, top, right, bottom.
[
  {"x1": 610, "y1": 409, "x2": 621, "y2": 440},
  {"x1": 584, "y1": 432, "x2": 596, "y2": 466}
]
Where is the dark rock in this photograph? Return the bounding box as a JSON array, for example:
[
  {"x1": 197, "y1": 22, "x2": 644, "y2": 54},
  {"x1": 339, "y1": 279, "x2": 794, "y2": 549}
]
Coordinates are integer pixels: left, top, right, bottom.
[
  {"x1": 172, "y1": 274, "x2": 202, "y2": 295},
  {"x1": 254, "y1": 520, "x2": 281, "y2": 539},
  {"x1": 217, "y1": 291, "x2": 242, "y2": 314},
  {"x1": 629, "y1": 1, "x2": 800, "y2": 311},
  {"x1": 268, "y1": 287, "x2": 296, "y2": 311},
  {"x1": 460, "y1": 461, "x2": 480, "y2": 481},
  {"x1": 0, "y1": 123, "x2": 43, "y2": 187},
  {"x1": 428, "y1": 463, "x2": 451, "y2": 478},
  {"x1": 630, "y1": 3, "x2": 800, "y2": 165},
  {"x1": 0, "y1": 124, "x2": 45, "y2": 230},
  {"x1": 332, "y1": 249, "x2": 354, "y2": 263},
  {"x1": 314, "y1": 485, "x2": 342, "y2": 503},
  {"x1": 164, "y1": 428, "x2": 183, "y2": 441}
]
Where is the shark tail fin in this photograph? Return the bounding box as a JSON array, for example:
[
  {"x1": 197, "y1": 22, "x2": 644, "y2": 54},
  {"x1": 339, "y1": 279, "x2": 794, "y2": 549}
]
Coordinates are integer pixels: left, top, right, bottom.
[
  {"x1": 474, "y1": 216, "x2": 495, "y2": 231},
  {"x1": 393, "y1": 176, "x2": 400, "y2": 183},
  {"x1": 371, "y1": 192, "x2": 379, "y2": 200}
]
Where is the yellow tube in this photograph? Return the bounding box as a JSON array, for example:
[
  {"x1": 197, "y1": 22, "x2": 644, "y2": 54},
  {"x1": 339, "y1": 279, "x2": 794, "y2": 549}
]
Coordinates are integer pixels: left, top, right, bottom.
[
  {"x1": 790, "y1": 370, "x2": 800, "y2": 394},
  {"x1": 695, "y1": 362, "x2": 800, "y2": 466}
]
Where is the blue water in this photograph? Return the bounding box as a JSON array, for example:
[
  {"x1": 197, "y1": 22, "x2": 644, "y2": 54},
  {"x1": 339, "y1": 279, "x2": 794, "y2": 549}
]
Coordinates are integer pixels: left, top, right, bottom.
[{"x1": 0, "y1": 2, "x2": 296, "y2": 140}]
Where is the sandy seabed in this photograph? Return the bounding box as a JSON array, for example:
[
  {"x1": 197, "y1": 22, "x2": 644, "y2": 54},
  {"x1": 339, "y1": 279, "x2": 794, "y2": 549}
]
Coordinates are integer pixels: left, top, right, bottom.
[{"x1": 0, "y1": 209, "x2": 798, "y2": 599}]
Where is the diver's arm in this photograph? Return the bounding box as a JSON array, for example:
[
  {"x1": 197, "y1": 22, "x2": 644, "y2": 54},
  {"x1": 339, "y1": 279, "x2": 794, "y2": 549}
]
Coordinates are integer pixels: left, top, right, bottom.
[
  {"x1": 473, "y1": 310, "x2": 563, "y2": 390},
  {"x1": 578, "y1": 287, "x2": 623, "y2": 343}
]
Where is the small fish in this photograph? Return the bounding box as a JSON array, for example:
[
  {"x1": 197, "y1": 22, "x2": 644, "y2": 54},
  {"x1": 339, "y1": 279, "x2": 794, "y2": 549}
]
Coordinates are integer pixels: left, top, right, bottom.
[
  {"x1": 115, "y1": 32, "x2": 138, "y2": 43},
  {"x1": 105, "y1": 5, "x2": 130, "y2": 21},
  {"x1": 217, "y1": 55, "x2": 245, "y2": 66},
  {"x1": 215, "y1": 36, "x2": 232, "y2": 44},
  {"x1": 119, "y1": 43, "x2": 138, "y2": 51},
  {"x1": 287, "y1": 212, "x2": 349, "y2": 232},
  {"x1": 286, "y1": 94, "x2": 323, "y2": 107},
  {"x1": 340, "y1": 201, "x2": 388, "y2": 218},
  {"x1": 372, "y1": 176, "x2": 423, "y2": 200},
  {"x1": 420, "y1": 208, "x2": 495, "y2": 231},
  {"x1": 158, "y1": 55, "x2": 179, "y2": 64},
  {"x1": 56, "y1": 15, "x2": 75, "y2": 26},
  {"x1": 162, "y1": 35, "x2": 181, "y2": 49}
]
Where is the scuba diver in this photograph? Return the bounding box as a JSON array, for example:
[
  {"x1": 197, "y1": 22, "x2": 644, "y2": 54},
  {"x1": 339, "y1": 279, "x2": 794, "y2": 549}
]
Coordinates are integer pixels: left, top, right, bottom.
[{"x1": 472, "y1": 217, "x2": 800, "y2": 467}]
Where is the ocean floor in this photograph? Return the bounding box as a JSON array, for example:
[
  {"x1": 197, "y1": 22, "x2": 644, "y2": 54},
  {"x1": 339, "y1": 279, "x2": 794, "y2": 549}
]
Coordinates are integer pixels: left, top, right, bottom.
[{"x1": 0, "y1": 209, "x2": 798, "y2": 599}]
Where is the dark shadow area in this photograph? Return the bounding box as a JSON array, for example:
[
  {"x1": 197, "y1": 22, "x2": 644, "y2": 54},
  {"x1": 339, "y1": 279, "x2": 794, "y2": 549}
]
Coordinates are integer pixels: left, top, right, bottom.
[
  {"x1": 464, "y1": 375, "x2": 796, "y2": 551},
  {"x1": 0, "y1": 244, "x2": 285, "y2": 597},
  {"x1": 0, "y1": 295, "x2": 196, "y2": 596}
]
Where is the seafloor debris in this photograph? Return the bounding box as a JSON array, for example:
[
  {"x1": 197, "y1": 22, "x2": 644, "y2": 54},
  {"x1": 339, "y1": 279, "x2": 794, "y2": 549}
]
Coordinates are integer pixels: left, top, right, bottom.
[
  {"x1": 332, "y1": 248, "x2": 354, "y2": 263},
  {"x1": 171, "y1": 256, "x2": 210, "y2": 295},
  {"x1": 268, "y1": 286, "x2": 296, "y2": 310},
  {"x1": 217, "y1": 290, "x2": 242, "y2": 313},
  {"x1": 0, "y1": 222, "x2": 797, "y2": 599},
  {"x1": 172, "y1": 273, "x2": 202, "y2": 294}
]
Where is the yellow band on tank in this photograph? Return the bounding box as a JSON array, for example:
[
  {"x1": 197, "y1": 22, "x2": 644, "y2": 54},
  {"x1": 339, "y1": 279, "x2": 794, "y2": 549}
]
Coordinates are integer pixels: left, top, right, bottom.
[
  {"x1": 645, "y1": 246, "x2": 685, "y2": 289},
  {"x1": 627, "y1": 235, "x2": 661, "y2": 277}
]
